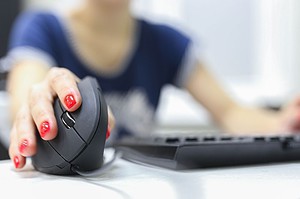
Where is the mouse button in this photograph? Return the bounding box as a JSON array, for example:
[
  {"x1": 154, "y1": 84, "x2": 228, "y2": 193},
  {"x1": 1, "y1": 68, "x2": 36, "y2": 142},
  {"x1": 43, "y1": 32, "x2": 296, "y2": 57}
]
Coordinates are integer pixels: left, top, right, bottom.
[
  {"x1": 72, "y1": 109, "x2": 99, "y2": 144},
  {"x1": 71, "y1": 80, "x2": 100, "y2": 143},
  {"x1": 61, "y1": 111, "x2": 75, "y2": 129},
  {"x1": 54, "y1": 98, "x2": 75, "y2": 131},
  {"x1": 50, "y1": 111, "x2": 87, "y2": 162}
]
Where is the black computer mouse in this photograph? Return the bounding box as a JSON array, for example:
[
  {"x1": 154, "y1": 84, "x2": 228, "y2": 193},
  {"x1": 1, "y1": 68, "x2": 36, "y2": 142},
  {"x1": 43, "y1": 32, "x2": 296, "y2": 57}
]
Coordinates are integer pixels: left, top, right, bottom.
[{"x1": 31, "y1": 76, "x2": 108, "y2": 175}]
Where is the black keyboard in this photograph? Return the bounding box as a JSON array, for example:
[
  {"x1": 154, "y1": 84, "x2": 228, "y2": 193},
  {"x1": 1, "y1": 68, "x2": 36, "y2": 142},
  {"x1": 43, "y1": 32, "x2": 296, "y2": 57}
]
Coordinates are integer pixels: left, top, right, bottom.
[{"x1": 113, "y1": 133, "x2": 300, "y2": 170}]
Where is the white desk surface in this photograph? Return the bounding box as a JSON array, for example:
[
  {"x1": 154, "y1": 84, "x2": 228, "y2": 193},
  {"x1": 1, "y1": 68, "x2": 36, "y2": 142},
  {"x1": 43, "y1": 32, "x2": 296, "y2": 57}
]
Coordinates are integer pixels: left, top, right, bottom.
[{"x1": 1, "y1": 149, "x2": 300, "y2": 199}]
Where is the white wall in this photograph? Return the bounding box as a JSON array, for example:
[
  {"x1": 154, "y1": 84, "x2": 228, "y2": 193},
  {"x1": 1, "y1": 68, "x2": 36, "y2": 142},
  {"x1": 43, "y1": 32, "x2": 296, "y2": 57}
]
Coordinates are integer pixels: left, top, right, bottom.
[
  {"x1": 255, "y1": 0, "x2": 300, "y2": 106},
  {"x1": 22, "y1": 0, "x2": 82, "y2": 12}
]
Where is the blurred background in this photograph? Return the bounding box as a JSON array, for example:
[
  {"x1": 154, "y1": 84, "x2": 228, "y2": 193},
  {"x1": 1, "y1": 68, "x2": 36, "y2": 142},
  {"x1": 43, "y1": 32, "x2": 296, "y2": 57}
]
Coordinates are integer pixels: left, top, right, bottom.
[{"x1": 1, "y1": 0, "x2": 300, "y2": 158}]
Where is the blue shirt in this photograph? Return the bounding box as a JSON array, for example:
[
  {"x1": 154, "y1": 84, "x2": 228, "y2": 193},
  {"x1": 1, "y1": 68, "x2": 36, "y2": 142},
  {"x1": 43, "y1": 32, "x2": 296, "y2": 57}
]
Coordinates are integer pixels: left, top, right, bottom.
[{"x1": 5, "y1": 11, "x2": 198, "y2": 141}]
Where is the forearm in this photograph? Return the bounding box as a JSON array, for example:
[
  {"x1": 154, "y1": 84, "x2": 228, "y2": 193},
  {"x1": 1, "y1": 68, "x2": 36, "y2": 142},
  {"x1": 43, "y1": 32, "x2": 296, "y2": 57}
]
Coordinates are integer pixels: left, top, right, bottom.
[
  {"x1": 219, "y1": 103, "x2": 281, "y2": 135},
  {"x1": 7, "y1": 61, "x2": 49, "y2": 120},
  {"x1": 185, "y1": 62, "x2": 283, "y2": 135}
]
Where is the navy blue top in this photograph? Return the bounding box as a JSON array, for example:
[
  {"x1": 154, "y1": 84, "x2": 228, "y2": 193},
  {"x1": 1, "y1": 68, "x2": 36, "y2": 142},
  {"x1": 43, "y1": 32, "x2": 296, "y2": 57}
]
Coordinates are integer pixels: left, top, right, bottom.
[{"x1": 6, "y1": 11, "x2": 196, "y2": 140}]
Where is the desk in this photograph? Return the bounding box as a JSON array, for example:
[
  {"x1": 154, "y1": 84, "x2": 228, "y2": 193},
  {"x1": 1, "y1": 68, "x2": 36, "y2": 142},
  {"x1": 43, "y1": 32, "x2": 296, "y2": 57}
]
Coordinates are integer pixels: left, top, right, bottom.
[{"x1": 1, "y1": 149, "x2": 300, "y2": 199}]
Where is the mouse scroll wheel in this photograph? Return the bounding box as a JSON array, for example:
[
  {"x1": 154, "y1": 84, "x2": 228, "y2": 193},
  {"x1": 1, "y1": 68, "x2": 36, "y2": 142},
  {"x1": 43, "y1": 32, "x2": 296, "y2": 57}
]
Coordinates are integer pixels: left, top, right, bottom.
[{"x1": 61, "y1": 111, "x2": 75, "y2": 129}]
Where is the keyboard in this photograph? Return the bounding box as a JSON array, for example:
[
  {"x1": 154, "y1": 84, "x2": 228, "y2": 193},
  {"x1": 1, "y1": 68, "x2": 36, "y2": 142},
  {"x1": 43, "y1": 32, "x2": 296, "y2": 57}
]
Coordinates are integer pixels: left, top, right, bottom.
[{"x1": 113, "y1": 133, "x2": 300, "y2": 170}]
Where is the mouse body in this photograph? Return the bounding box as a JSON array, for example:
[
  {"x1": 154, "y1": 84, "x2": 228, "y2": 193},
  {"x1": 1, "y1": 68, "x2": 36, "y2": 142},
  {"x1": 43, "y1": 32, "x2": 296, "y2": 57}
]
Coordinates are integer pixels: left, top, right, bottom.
[{"x1": 31, "y1": 76, "x2": 108, "y2": 175}]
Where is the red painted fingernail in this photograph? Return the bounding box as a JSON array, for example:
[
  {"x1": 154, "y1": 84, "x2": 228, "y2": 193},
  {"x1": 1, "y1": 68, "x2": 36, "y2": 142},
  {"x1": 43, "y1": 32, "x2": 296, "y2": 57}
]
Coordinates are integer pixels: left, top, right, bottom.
[
  {"x1": 40, "y1": 121, "x2": 50, "y2": 138},
  {"x1": 64, "y1": 94, "x2": 76, "y2": 109},
  {"x1": 106, "y1": 125, "x2": 111, "y2": 140},
  {"x1": 13, "y1": 156, "x2": 20, "y2": 169},
  {"x1": 19, "y1": 139, "x2": 28, "y2": 153}
]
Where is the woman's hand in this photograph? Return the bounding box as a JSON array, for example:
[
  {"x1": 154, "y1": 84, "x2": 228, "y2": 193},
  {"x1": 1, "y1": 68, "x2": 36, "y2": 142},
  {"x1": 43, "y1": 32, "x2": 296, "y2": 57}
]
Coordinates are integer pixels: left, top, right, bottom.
[
  {"x1": 9, "y1": 67, "x2": 114, "y2": 169},
  {"x1": 279, "y1": 96, "x2": 300, "y2": 133}
]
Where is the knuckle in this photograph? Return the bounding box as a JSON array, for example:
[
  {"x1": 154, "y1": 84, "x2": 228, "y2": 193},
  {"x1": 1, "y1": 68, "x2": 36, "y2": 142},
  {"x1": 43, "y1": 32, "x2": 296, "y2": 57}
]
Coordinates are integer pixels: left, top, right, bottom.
[
  {"x1": 28, "y1": 85, "x2": 43, "y2": 108},
  {"x1": 57, "y1": 86, "x2": 71, "y2": 96},
  {"x1": 28, "y1": 84, "x2": 39, "y2": 98},
  {"x1": 48, "y1": 67, "x2": 70, "y2": 86},
  {"x1": 14, "y1": 107, "x2": 30, "y2": 135},
  {"x1": 31, "y1": 105, "x2": 48, "y2": 121},
  {"x1": 15, "y1": 107, "x2": 27, "y2": 122}
]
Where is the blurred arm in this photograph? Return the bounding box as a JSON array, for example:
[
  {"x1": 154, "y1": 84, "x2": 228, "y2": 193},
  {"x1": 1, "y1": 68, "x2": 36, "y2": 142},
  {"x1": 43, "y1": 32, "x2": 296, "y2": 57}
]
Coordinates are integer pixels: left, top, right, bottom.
[{"x1": 184, "y1": 62, "x2": 281, "y2": 134}]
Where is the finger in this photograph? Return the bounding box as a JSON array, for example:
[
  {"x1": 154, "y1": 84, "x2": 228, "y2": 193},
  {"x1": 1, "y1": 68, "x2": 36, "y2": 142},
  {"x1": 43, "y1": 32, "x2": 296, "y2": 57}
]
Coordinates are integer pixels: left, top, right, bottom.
[
  {"x1": 107, "y1": 106, "x2": 115, "y2": 130},
  {"x1": 14, "y1": 105, "x2": 37, "y2": 157},
  {"x1": 284, "y1": 110, "x2": 300, "y2": 133},
  {"x1": 291, "y1": 112, "x2": 300, "y2": 132},
  {"x1": 47, "y1": 67, "x2": 82, "y2": 112},
  {"x1": 29, "y1": 84, "x2": 58, "y2": 141},
  {"x1": 106, "y1": 106, "x2": 115, "y2": 140},
  {"x1": 288, "y1": 95, "x2": 300, "y2": 107},
  {"x1": 9, "y1": 125, "x2": 26, "y2": 169}
]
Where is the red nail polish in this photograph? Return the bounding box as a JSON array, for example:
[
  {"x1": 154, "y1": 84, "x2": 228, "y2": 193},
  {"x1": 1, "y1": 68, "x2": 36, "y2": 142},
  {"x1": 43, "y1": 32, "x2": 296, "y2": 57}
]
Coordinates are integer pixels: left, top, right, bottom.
[
  {"x1": 64, "y1": 94, "x2": 76, "y2": 109},
  {"x1": 19, "y1": 139, "x2": 28, "y2": 153},
  {"x1": 40, "y1": 121, "x2": 50, "y2": 138},
  {"x1": 13, "y1": 156, "x2": 20, "y2": 169},
  {"x1": 106, "y1": 125, "x2": 111, "y2": 140}
]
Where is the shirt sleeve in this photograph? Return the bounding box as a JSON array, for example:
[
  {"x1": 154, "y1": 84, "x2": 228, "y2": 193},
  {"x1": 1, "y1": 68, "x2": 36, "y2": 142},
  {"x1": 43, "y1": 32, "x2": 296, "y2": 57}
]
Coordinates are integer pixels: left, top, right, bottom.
[
  {"x1": 2, "y1": 11, "x2": 56, "y2": 69},
  {"x1": 154, "y1": 23, "x2": 202, "y2": 88},
  {"x1": 174, "y1": 40, "x2": 202, "y2": 87}
]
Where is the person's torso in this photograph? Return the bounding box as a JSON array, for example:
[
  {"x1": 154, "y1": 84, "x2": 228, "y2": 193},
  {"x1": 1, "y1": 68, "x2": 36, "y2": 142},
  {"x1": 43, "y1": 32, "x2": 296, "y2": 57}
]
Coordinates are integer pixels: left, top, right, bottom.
[{"x1": 16, "y1": 12, "x2": 191, "y2": 141}]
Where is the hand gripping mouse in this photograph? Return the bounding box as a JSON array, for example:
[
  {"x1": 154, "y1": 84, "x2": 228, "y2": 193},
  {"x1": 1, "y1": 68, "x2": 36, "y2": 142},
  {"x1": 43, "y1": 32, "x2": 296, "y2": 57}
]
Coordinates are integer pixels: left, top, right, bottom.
[{"x1": 31, "y1": 76, "x2": 109, "y2": 175}]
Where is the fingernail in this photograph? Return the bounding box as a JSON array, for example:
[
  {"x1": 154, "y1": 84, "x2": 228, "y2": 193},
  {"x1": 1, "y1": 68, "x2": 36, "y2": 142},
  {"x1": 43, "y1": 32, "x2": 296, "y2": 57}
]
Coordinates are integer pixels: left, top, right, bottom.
[
  {"x1": 13, "y1": 156, "x2": 20, "y2": 169},
  {"x1": 106, "y1": 125, "x2": 111, "y2": 140},
  {"x1": 40, "y1": 121, "x2": 50, "y2": 138},
  {"x1": 19, "y1": 139, "x2": 28, "y2": 153},
  {"x1": 64, "y1": 94, "x2": 76, "y2": 109}
]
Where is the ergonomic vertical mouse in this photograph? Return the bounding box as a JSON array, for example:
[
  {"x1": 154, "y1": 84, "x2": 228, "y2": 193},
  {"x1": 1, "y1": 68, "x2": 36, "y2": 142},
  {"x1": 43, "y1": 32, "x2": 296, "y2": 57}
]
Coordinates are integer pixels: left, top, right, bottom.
[{"x1": 31, "y1": 76, "x2": 108, "y2": 175}]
